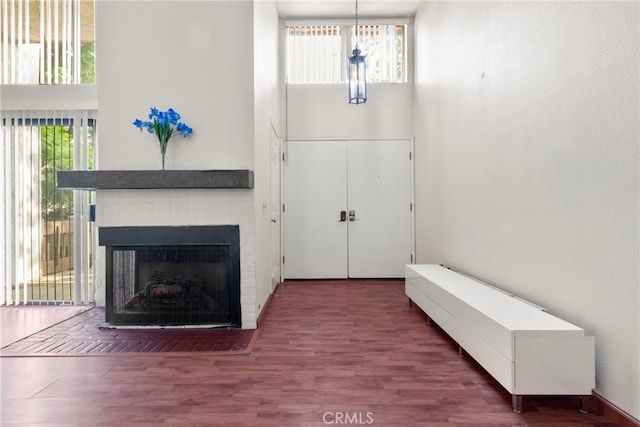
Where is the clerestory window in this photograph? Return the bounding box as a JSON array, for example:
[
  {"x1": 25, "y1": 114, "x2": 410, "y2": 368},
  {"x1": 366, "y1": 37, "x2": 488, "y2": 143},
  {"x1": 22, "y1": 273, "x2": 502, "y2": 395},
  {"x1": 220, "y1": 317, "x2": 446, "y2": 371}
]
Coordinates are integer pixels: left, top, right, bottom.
[
  {"x1": 286, "y1": 21, "x2": 407, "y2": 84},
  {"x1": 0, "y1": 0, "x2": 95, "y2": 85}
]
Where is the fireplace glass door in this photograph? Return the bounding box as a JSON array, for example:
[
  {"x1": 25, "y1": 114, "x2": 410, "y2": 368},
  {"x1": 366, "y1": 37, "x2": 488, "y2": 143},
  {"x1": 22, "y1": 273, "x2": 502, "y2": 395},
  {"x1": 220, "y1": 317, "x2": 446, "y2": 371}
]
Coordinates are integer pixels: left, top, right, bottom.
[
  {"x1": 102, "y1": 225, "x2": 241, "y2": 327},
  {"x1": 109, "y1": 245, "x2": 233, "y2": 326}
]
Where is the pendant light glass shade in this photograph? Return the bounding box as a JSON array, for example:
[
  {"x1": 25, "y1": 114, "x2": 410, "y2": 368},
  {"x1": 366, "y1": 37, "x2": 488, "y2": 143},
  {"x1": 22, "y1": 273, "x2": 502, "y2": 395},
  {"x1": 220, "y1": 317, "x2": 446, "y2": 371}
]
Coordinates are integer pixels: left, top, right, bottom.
[{"x1": 348, "y1": 47, "x2": 367, "y2": 104}]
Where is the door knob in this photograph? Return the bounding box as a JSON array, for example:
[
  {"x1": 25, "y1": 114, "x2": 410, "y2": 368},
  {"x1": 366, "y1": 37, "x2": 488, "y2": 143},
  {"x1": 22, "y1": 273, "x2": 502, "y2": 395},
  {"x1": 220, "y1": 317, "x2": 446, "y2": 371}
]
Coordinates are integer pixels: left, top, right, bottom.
[
  {"x1": 339, "y1": 210, "x2": 347, "y2": 222},
  {"x1": 349, "y1": 210, "x2": 357, "y2": 221}
]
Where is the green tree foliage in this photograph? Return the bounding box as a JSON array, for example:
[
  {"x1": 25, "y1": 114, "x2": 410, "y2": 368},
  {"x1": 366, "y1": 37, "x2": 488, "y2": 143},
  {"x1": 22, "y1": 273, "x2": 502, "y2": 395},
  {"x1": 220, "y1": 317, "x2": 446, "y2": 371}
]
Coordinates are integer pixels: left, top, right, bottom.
[
  {"x1": 81, "y1": 43, "x2": 95, "y2": 84},
  {"x1": 40, "y1": 125, "x2": 94, "y2": 221},
  {"x1": 44, "y1": 42, "x2": 95, "y2": 84},
  {"x1": 41, "y1": 126, "x2": 73, "y2": 221}
]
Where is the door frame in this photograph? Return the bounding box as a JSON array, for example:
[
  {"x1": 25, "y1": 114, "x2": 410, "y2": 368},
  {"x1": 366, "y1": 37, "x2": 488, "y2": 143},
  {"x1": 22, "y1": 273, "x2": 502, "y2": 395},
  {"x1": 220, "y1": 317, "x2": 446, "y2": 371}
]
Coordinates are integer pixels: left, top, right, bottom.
[
  {"x1": 270, "y1": 123, "x2": 282, "y2": 290},
  {"x1": 281, "y1": 137, "x2": 415, "y2": 279}
]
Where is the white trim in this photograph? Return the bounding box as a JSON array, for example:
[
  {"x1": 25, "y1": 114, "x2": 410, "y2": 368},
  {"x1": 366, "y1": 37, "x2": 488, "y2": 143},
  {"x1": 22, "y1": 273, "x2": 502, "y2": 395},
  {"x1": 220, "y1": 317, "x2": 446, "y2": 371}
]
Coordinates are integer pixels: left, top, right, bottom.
[
  {"x1": 285, "y1": 18, "x2": 409, "y2": 27},
  {"x1": 285, "y1": 137, "x2": 412, "y2": 143},
  {"x1": 409, "y1": 136, "x2": 416, "y2": 265},
  {"x1": 0, "y1": 85, "x2": 98, "y2": 110}
]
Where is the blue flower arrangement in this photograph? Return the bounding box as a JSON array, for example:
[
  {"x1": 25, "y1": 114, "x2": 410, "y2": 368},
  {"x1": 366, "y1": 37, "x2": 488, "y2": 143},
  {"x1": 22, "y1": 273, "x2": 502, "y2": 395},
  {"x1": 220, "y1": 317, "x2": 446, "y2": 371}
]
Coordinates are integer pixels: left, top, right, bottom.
[{"x1": 133, "y1": 107, "x2": 193, "y2": 169}]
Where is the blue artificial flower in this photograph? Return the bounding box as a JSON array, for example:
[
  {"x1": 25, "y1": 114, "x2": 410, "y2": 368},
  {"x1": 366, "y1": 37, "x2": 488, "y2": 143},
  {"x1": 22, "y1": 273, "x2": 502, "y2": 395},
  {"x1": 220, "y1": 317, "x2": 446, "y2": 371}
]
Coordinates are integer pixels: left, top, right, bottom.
[
  {"x1": 166, "y1": 108, "x2": 181, "y2": 125},
  {"x1": 156, "y1": 111, "x2": 168, "y2": 125},
  {"x1": 133, "y1": 107, "x2": 192, "y2": 169},
  {"x1": 133, "y1": 107, "x2": 193, "y2": 146},
  {"x1": 177, "y1": 122, "x2": 193, "y2": 137},
  {"x1": 148, "y1": 107, "x2": 159, "y2": 120}
]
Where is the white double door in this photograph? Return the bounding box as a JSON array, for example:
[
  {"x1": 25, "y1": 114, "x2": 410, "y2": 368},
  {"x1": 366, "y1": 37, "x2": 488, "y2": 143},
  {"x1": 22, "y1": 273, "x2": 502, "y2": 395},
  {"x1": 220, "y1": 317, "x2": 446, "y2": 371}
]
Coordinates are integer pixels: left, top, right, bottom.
[{"x1": 283, "y1": 139, "x2": 413, "y2": 279}]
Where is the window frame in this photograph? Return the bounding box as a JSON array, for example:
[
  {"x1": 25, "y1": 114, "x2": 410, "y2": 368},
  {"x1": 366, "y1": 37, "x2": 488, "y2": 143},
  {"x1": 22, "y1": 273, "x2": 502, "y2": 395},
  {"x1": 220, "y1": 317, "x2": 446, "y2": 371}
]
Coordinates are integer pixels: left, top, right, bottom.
[{"x1": 285, "y1": 18, "x2": 409, "y2": 85}]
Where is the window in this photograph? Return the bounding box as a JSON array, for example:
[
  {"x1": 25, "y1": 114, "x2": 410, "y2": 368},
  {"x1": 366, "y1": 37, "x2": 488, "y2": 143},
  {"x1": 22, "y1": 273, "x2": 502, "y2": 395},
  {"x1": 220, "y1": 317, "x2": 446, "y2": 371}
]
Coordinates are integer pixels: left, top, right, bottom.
[
  {"x1": 1, "y1": 110, "x2": 96, "y2": 305},
  {"x1": 1, "y1": 1, "x2": 97, "y2": 305},
  {"x1": 286, "y1": 22, "x2": 407, "y2": 84},
  {"x1": 0, "y1": 0, "x2": 95, "y2": 84},
  {"x1": 287, "y1": 25, "x2": 343, "y2": 84}
]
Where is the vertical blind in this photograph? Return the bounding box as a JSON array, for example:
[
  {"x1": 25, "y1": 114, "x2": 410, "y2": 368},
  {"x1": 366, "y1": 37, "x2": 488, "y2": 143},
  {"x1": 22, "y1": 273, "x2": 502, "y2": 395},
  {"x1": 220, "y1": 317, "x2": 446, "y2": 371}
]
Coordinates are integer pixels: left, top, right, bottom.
[
  {"x1": 1, "y1": 110, "x2": 95, "y2": 305},
  {"x1": 353, "y1": 24, "x2": 405, "y2": 84},
  {"x1": 286, "y1": 23, "x2": 406, "y2": 84},
  {"x1": 287, "y1": 25, "x2": 344, "y2": 84},
  {"x1": 0, "y1": 0, "x2": 92, "y2": 84}
]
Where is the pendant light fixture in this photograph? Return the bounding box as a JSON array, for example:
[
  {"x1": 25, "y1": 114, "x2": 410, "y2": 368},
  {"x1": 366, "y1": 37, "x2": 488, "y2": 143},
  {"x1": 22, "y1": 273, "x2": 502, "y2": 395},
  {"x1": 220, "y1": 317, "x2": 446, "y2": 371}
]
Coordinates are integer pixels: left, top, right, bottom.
[{"x1": 348, "y1": 0, "x2": 367, "y2": 104}]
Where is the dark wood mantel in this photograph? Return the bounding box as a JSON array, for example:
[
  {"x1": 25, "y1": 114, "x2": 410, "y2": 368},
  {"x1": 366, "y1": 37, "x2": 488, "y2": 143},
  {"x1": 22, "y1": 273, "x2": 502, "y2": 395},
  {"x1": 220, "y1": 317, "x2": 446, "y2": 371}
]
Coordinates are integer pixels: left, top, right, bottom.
[{"x1": 56, "y1": 170, "x2": 254, "y2": 190}]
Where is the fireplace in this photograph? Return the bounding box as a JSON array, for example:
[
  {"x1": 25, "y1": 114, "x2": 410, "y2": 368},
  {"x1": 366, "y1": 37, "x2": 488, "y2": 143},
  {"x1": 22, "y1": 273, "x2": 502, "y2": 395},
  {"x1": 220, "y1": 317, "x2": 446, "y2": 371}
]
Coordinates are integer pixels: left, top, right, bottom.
[{"x1": 100, "y1": 226, "x2": 241, "y2": 327}]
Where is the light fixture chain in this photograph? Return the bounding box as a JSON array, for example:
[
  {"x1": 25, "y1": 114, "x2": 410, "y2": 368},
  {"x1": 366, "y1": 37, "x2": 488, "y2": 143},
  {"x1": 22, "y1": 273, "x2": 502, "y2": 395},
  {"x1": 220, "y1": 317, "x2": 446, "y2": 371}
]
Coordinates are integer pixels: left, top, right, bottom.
[
  {"x1": 348, "y1": 0, "x2": 367, "y2": 104},
  {"x1": 355, "y1": 0, "x2": 359, "y2": 48}
]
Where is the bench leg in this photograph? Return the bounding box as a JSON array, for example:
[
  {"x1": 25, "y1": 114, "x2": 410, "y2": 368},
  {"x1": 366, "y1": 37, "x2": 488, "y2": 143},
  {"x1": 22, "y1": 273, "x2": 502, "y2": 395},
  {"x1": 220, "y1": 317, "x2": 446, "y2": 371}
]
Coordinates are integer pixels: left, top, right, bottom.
[
  {"x1": 512, "y1": 395, "x2": 523, "y2": 413},
  {"x1": 578, "y1": 395, "x2": 589, "y2": 414}
]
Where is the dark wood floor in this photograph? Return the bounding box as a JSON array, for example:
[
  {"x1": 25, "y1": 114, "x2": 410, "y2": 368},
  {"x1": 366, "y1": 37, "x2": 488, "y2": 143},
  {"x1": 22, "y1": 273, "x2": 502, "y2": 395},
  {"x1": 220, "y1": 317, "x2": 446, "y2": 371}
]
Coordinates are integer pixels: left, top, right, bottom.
[
  {"x1": 0, "y1": 305, "x2": 91, "y2": 347},
  {"x1": 0, "y1": 280, "x2": 620, "y2": 426}
]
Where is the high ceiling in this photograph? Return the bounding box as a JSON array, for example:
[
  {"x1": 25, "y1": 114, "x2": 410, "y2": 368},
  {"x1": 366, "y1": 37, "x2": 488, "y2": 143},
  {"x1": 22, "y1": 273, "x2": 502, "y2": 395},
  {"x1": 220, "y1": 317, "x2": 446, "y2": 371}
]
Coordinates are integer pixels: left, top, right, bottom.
[{"x1": 276, "y1": 0, "x2": 421, "y2": 19}]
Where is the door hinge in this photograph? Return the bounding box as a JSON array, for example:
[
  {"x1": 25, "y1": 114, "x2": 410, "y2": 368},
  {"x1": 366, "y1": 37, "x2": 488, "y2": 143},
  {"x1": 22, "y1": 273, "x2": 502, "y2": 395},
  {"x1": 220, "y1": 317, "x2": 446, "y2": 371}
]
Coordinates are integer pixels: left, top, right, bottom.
[
  {"x1": 411, "y1": 254, "x2": 414, "y2": 263},
  {"x1": 282, "y1": 255, "x2": 285, "y2": 264},
  {"x1": 409, "y1": 152, "x2": 412, "y2": 160},
  {"x1": 282, "y1": 204, "x2": 285, "y2": 212},
  {"x1": 282, "y1": 153, "x2": 285, "y2": 161},
  {"x1": 410, "y1": 203, "x2": 413, "y2": 211}
]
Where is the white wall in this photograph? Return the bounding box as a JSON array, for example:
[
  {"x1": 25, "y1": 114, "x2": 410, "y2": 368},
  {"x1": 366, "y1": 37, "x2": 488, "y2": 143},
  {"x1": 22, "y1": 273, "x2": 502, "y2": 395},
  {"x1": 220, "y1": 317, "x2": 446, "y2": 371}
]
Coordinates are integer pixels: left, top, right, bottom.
[
  {"x1": 96, "y1": 1, "x2": 254, "y2": 171},
  {"x1": 286, "y1": 83, "x2": 413, "y2": 140},
  {"x1": 414, "y1": 1, "x2": 639, "y2": 418},
  {"x1": 95, "y1": 1, "x2": 259, "y2": 327}
]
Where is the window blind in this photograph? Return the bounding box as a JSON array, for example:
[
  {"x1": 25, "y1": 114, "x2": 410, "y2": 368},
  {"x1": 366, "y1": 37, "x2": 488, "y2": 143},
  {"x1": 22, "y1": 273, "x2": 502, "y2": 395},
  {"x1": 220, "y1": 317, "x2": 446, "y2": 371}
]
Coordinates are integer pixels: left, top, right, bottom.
[
  {"x1": 0, "y1": 0, "x2": 92, "y2": 84},
  {"x1": 1, "y1": 110, "x2": 95, "y2": 305},
  {"x1": 286, "y1": 23, "x2": 406, "y2": 84}
]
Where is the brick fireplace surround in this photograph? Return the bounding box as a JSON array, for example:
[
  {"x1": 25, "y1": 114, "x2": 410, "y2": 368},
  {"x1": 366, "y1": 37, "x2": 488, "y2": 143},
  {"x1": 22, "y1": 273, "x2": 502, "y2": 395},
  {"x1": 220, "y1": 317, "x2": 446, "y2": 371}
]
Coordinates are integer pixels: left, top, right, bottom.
[{"x1": 57, "y1": 170, "x2": 258, "y2": 329}]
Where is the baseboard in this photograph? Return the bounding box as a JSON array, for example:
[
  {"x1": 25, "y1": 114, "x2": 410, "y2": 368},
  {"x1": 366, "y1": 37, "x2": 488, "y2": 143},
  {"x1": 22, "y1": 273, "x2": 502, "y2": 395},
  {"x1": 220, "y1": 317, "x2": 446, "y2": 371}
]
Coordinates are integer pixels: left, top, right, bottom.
[
  {"x1": 256, "y1": 284, "x2": 278, "y2": 328},
  {"x1": 592, "y1": 391, "x2": 639, "y2": 427}
]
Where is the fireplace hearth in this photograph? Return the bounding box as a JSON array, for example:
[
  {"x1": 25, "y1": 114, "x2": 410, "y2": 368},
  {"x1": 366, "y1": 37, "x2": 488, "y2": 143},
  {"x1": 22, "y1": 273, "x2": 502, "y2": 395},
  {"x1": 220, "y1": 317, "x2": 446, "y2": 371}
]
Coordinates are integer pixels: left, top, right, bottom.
[{"x1": 100, "y1": 226, "x2": 241, "y2": 327}]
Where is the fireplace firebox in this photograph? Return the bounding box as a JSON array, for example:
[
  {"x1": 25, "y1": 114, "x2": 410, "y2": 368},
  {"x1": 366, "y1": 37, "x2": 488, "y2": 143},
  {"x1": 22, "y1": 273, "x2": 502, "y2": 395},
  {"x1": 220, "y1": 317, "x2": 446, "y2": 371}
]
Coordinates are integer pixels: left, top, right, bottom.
[{"x1": 100, "y1": 226, "x2": 241, "y2": 327}]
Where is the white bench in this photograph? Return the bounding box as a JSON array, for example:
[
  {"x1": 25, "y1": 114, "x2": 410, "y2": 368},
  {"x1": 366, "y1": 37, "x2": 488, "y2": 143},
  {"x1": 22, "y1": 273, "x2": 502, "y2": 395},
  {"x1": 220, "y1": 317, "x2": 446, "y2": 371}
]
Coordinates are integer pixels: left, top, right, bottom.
[{"x1": 406, "y1": 264, "x2": 595, "y2": 413}]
